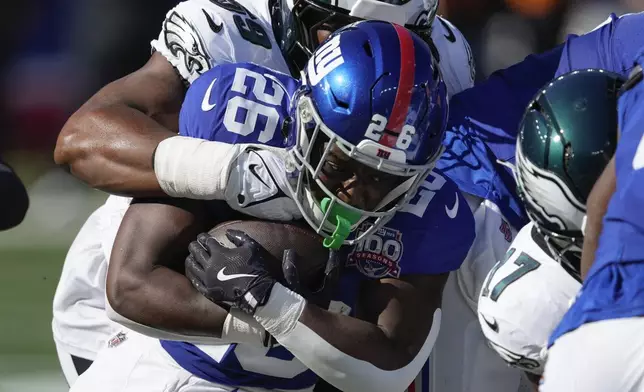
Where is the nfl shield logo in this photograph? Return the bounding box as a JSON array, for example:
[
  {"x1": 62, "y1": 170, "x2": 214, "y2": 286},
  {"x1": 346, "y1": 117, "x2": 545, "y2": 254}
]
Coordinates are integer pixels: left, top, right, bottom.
[{"x1": 107, "y1": 332, "x2": 127, "y2": 348}]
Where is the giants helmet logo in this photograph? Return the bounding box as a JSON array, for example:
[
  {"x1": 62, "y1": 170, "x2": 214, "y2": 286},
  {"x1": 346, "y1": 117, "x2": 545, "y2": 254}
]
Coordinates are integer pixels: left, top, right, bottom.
[
  {"x1": 376, "y1": 149, "x2": 391, "y2": 159},
  {"x1": 307, "y1": 34, "x2": 344, "y2": 86},
  {"x1": 348, "y1": 223, "x2": 404, "y2": 278}
]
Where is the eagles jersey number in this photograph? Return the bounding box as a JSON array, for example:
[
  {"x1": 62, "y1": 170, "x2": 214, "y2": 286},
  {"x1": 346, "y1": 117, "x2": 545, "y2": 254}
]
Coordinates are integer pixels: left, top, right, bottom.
[
  {"x1": 481, "y1": 247, "x2": 541, "y2": 301},
  {"x1": 151, "y1": 0, "x2": 289, "y2": 84},
  {"x1": 208, "y1": 0, "x2": 272, "y2": 49}
]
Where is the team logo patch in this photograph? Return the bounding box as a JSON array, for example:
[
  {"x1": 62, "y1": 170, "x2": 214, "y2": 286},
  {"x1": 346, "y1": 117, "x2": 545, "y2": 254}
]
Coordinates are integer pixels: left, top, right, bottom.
[
  {"x1": 488, "y1": 340, "x2": 541, "y2": 372},
  {"x1": 348, "y1": 224, "x2": 403, "y2": 278},
  {"x1": 376, "y1": 149, "x2": 391, "y2": 159},
  {"x1": 164, "y1": 11, "x2": 211, "y2": 77},
  {"x1": 499, "y1": 219, "x2": 513, "y2": 243},
  {"x1": 107, "y1": 332, "x2": 128, "y2": 348},
  {"x1": 307, "y1": 34, "x2": 344, "y2": 86}
]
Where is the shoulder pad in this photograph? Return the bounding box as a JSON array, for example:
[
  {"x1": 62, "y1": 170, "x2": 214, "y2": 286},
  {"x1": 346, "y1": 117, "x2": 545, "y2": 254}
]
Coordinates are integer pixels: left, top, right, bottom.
[
  {"x1": 431, "y1": 17, "x2": 476, "y2": 97},
  {"x1": 151, "y1": 0, "x2": 289, "y2": 84}
]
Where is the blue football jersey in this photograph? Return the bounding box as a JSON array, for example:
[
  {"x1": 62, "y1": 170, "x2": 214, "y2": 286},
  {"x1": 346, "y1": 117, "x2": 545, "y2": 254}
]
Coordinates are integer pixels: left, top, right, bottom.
[
  {"x1": 335, "y1": 169, "x2": 474, "y2": 313},
  {"x1": 596, "y1": 63, "x2": 644, "y2": 266},
  {"x1": 549, "y1": 50, "x2": 644, "y2": 346},
  {"x1": 555, "y1": 13, "x2": 644, "y2": 78},
  {"x1": 166, "y1": 62, "x2": 476, "y2": 389},
  {"x1": 439, "y1": 12, "x2": 644, "y2": 231},
  {"x1": 437, "y1": 44, "x2": 564, "y2": 230}
]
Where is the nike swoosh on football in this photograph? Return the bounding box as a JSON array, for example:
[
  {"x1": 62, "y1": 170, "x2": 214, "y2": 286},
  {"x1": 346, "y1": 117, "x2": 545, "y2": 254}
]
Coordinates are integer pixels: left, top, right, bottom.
[
  {"x1": 445, "y1": 192, "x2": 459, "y2": 219},
  {"x1": 438, "y1": 18, "x2": 456, "y2": 43},
  {"x1": 481, "y1": 314, "x2": 499, "y2": 333},
  {"x1": 217, "y1": 267, "x2": 257, "y2": 281},
  {"x1": 201, "y1": 78, "x2": 218, "y2": 111}
]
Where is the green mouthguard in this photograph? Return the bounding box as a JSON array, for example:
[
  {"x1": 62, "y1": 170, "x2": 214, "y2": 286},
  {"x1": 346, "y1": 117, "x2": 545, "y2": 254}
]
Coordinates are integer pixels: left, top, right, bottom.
[{"x1": 320, "y1": 197, "x2": 361, "y2": 249}]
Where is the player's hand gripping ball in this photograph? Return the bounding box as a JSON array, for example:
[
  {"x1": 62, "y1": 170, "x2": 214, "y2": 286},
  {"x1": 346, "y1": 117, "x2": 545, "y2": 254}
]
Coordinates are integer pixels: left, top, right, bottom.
[{"x1": 185, "y1": 221, "x2": 344, "y2": 315}]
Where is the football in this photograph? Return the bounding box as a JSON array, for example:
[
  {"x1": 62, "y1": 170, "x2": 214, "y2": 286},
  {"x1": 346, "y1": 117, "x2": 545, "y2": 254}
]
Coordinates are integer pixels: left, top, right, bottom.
[{"x1": 208, "y1": 220, "x2": 330, "y2": 290}]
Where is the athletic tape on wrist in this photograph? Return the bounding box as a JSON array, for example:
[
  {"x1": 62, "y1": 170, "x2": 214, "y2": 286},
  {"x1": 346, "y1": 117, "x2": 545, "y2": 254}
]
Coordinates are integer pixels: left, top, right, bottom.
[
  {"x1": 222, "y1": 308, "x2": 268, "y2": 345},
  {"x1": 254, "y1": 283, "x2": 306, "y2": 338},
  {"x1": 154, "y1": 136, "x2": 242, "y2": 199}
]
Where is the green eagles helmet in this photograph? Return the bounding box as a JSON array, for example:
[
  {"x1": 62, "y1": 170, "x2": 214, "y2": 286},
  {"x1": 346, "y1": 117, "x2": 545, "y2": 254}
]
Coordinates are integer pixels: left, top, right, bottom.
[{"x1": 515, "y1": 69, "x2": 623, "y2": 275}]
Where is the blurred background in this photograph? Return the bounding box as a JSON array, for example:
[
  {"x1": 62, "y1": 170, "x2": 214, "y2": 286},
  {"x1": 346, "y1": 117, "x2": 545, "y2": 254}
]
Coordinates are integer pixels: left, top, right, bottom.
[{"x1": 0, "y1": 0, "x2": 639, "y2": 390}]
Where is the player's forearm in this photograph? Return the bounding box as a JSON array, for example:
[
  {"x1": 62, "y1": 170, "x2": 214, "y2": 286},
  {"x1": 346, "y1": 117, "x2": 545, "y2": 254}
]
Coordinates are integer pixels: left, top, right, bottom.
[
  {"x1": 55, "y1": 104, "x2": 175, "y2": 197},
  {"x1": 107, "y1": 265, "x2": 229, "y2": 337},
  {"x1": 106, "y1": 287, "x2": 267, "y2": 345},
  {"x1": 297, "y1": 304, "x2": 417, "y2": 369},
  {"x1": 581, "y1": 157, "x2": 616, "y2": 279},
  {"x1": 254, "y1": 284, "x2": 440, "y2": 392}
]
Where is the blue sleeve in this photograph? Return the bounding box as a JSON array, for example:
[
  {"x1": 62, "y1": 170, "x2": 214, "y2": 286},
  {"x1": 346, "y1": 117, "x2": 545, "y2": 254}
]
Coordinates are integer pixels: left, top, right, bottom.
[
  {"x1": 385, "y1": 171, "x2": 475, "y2": 275},
  {"x1": 444, "y1": 12, "x2": 644, "y2": 166},
  {"x1": 589, "y1": 60, "x2": 644, "y2": 274},
  {"x1": 448, "y1": 44, "x2": 563, "y2": 134},
  {"x1": 556, "y1": 13, "x2": 644, "y2": 78},
  {"x1": 436, "y1": 46, "x2": 563, "y2": 230},
  {"x1": 179, "y1": 64, "x2": 232, "y2": 140},
  {"x1": 179, "y1": 62, "x2": 298, "y2": 147}
]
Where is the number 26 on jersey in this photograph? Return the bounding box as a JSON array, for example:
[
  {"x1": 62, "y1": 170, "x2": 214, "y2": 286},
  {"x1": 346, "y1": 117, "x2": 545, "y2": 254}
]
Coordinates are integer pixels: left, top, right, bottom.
[{"x1": 203, "y1": 67, "x2": 287, "y2": 144}]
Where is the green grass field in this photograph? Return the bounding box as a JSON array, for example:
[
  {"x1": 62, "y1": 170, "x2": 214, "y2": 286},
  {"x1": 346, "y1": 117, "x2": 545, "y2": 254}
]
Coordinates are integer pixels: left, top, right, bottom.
[
  {"x1": 0, "y1": 248, "x2": 65, "y2": 359},
  {"x1": 0, "y1": 248, "x2": 69, "y2": 391},
  {"x1": 0, "y1": 157, "x2": 106, "y2": 391}
]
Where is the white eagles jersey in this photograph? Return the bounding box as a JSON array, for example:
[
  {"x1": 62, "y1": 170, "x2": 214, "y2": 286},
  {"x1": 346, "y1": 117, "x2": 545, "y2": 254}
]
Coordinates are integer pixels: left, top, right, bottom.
[
  {"x1": 477, "y1": 222, "x2": 581, "y2": 375},
  {"x1": 151, "y1": 0, "x2": 475, "y2": 97},
  {"x1": 52, "y1": 195, "x2": 131, "y2": 360},
  {"x1": 150, "y1": 0, "x2": 291, "y2": 83}
]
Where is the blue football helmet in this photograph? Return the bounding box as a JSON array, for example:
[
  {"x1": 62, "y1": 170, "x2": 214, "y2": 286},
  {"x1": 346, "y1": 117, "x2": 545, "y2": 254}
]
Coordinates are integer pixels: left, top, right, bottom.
[{"x1": 286, "y1": 20, "x2": 448, "y2": 246}]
